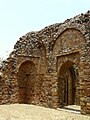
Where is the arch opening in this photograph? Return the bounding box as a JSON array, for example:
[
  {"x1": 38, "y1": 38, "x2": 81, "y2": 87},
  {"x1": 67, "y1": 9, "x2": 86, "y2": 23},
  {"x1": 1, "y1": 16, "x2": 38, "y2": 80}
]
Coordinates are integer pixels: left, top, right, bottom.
[
  {"x1": 58, "y1": 61, "x2": 79, "y2": 107},
  {"x1": 17, "y1": 61, "x2": 37, "y2": 104}
]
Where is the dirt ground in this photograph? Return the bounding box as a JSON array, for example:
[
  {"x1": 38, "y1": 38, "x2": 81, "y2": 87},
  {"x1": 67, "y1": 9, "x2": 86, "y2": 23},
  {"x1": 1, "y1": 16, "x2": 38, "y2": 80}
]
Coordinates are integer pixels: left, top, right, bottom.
[{"x1": 0, "y1": 104, "x2": 90, "y2": 120}]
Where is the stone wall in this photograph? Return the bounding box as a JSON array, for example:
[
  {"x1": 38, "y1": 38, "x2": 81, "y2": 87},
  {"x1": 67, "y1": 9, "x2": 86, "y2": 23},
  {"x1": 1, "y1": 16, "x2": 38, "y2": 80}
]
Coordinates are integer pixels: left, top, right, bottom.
[{"x1": 0, "y1": 10, "x2": 90, "y2": 115}]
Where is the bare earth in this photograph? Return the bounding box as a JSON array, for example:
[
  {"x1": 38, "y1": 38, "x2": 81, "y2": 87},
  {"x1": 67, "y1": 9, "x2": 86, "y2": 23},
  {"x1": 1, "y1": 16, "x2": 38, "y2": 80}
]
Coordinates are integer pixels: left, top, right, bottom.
[{"x1": 0, "y1": 104, "x2": 90, "y2": 120}]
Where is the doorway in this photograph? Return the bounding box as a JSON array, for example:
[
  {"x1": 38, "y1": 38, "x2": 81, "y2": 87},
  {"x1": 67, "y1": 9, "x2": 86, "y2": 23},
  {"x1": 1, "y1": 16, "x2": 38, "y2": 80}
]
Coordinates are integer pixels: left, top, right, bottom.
[
  {"x1": 58, "y1": 61, "x2": 78, "y2": 107},
  {"x1": 17, "y1": 61, "x2": 37, "y2": 104}
]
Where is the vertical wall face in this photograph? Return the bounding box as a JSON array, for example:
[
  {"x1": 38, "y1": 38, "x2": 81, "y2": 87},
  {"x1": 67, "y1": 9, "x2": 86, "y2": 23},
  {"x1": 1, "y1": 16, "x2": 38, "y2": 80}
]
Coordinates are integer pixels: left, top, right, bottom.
[
  {"x1": 52, "y1": 28, "x2": 88, "y2": 112},
  {"x1": 15, "y1": 40, "x2": 47, "y2": 106},
  {"x1": 54, "y1": 52, "x2": 80, "y2": 108},
  {"x1": 0, "y1": 14, "x2": 90, "y2": 114}
]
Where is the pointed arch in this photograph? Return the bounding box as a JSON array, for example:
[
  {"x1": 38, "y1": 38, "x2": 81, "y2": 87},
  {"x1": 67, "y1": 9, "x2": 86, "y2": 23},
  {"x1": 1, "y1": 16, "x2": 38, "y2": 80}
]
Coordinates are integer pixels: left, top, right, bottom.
[
  {"x1": 58, "y1": 60, "x2": 79, "y2": 106},
  {"x1": 17, "y1": 60, "x2": 37, "y2": 103},
  {"x1": 53, "y1": 28, "x2": 86, "y2": 55}
]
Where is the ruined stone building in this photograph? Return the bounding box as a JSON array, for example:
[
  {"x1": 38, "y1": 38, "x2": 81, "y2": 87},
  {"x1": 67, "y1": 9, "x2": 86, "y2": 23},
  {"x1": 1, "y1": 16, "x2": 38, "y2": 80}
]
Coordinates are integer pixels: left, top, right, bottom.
[{"x1": 0, "y1": 11, "x2": 90, "y2": 115}]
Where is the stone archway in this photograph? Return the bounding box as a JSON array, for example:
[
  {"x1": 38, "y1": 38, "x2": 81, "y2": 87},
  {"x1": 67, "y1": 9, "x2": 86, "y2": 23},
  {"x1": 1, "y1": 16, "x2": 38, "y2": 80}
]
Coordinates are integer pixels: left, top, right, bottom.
[
  {"x1": 58, "y1": 61, "x2": 79, "y2": 107},
  {"x1": 17, "y1": 61, "x2": 37, "y2": 104}
]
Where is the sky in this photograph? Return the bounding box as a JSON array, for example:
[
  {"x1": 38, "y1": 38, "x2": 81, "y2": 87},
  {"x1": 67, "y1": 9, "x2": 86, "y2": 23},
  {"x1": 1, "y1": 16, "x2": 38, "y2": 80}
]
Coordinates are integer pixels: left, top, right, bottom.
[{"x1": 0, "y1": 0, "x2": 90, "y2": 59}]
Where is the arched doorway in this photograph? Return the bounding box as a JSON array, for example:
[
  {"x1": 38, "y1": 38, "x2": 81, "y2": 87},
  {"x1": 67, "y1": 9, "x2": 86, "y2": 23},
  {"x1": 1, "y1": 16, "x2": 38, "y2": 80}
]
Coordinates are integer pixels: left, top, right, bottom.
[
  {"x1": 17, "y1": 61, "x2": 37, "y2": 104},
  {"x1": 58, "y1": 61, "x2": 79, "y2": 107}
]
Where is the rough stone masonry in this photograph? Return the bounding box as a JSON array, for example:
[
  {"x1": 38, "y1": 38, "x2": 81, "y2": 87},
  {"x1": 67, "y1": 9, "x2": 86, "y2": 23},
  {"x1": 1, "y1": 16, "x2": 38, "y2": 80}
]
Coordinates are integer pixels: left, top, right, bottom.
[{"x1": 0, "y1": 11, "x2": 90, "y2": 115}]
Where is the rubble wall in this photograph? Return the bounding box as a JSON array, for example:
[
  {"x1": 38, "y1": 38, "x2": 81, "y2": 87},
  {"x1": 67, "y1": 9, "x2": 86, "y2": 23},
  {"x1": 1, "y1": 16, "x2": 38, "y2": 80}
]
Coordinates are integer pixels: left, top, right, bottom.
[{"x1": 0, "y1": 11, "x2": 90, "y2": 115}]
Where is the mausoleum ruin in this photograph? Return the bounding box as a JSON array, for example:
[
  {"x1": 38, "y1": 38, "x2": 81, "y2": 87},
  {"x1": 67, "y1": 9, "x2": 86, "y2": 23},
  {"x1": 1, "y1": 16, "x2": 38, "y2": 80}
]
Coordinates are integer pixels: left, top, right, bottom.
[{"x1": 0, "y1": 11, "x2": 90, "y2": 115}]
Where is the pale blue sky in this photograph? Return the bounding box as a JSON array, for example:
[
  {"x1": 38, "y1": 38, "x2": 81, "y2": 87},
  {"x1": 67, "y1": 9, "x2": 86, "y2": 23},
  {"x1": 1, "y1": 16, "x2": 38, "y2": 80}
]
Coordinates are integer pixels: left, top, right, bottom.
[{"x1": 0, "y1": 0, "x2": 90, "y2": 59}]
